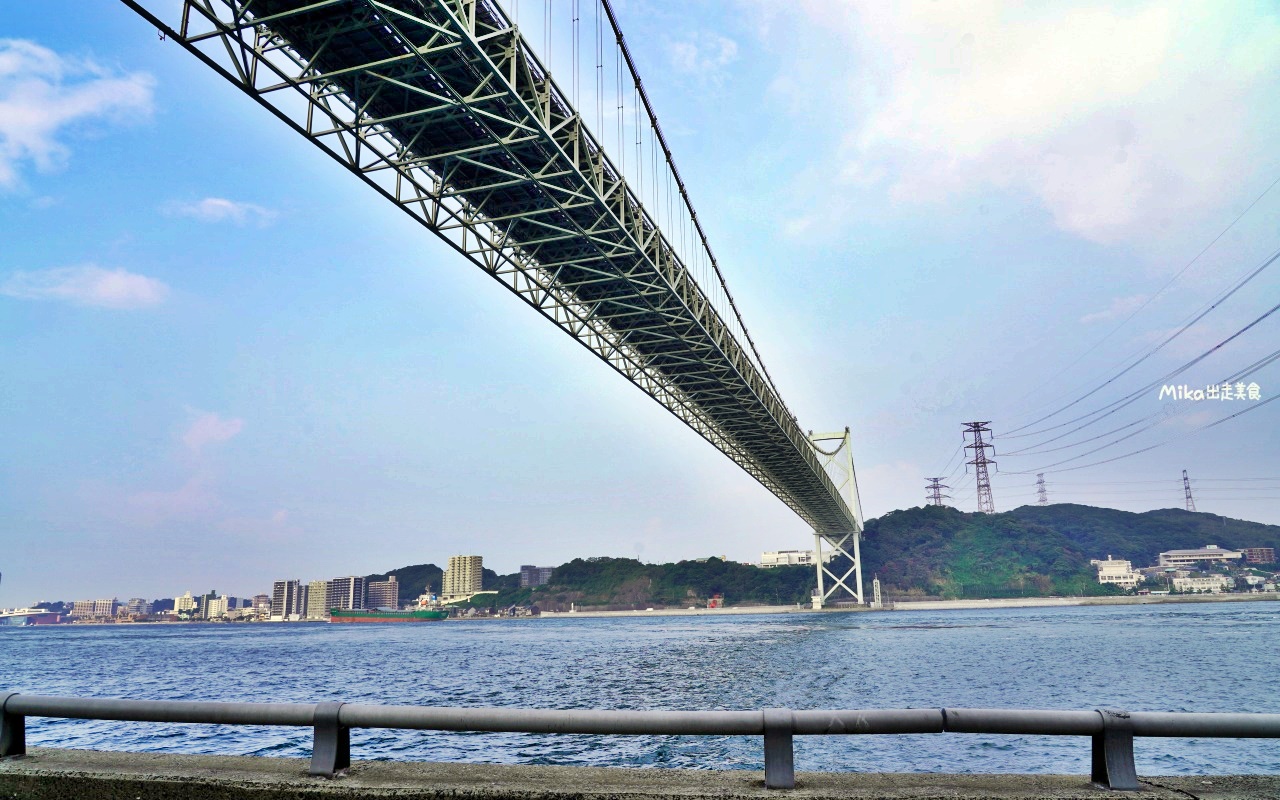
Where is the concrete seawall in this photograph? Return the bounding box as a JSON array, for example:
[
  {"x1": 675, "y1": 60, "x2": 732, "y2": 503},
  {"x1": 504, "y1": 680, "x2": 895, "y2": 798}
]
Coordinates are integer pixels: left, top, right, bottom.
[{"x1": 1, "y1": 749, "x2": 1277, "y2": 800}]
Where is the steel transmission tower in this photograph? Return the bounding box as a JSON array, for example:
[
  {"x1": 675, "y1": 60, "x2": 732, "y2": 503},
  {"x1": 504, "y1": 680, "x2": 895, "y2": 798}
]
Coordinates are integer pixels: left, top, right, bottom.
[
  {"x1": 963, "y1": 422, "x2": 997, "y2": 513},
  {"x1": 925, "y1": 477, "x2": 951, "y2": 507},
  {"x1": 1036, "y1": 473, "x2": 1048, "y2": 506},
  {"x1": 1183, "y1": 469, "x2": 1196, "y2": 512}
]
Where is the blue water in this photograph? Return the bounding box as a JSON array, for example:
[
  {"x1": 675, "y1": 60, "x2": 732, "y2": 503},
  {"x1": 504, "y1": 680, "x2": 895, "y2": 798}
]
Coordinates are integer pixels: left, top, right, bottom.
[{"x1": 2, "y1": 602, "x2": 1278, "y2": 775}]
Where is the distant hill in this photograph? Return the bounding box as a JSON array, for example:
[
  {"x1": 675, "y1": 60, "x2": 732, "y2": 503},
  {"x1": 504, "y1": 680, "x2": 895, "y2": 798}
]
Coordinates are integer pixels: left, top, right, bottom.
[
  {"x1": 373, "y1": 505, "x2": 1280, "y2": 608},
  {"x1": 854, "y1": 504, "x2": 1280, "y2": 600}
]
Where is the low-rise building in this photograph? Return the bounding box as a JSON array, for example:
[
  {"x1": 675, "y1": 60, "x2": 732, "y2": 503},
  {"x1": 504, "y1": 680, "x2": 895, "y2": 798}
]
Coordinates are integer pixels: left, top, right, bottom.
[
  {"x1": 1172, "y1": 575, "x2": 1231, "y2": 593},
  {"x1": 121, "y1": 598, "x2": 153, "y2": 616},
  {"x1": 71, "y1": 598, "x2": 120, "y2": 619},
  {"x1": 1090, "y1": 556, "x2": 1142, "y2": 589},
  {"x1": 1157, "y1": 545, "x2": 1242, "y2": 568},
  {"x1": 1243, "y1": 547, "x2": 1276, "y2": 564}
]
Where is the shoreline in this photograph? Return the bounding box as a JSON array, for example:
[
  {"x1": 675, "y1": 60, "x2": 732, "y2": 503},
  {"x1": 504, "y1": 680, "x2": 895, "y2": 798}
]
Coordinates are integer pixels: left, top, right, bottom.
[{"x1": 20, "y1": 592, "x2": 1278, "y2": 627}]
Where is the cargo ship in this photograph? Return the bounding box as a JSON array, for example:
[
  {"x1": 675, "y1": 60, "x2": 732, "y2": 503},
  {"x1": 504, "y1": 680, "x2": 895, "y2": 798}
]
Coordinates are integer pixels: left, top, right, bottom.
[{"x1": 328, "y1": 608, "x2": 448, "y2": 623}]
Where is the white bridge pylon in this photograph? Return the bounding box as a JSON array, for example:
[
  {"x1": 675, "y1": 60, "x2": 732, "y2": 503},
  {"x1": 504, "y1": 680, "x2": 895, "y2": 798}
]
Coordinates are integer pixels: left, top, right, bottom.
[{"x1": 808, "y1": 428, "x2": 864, "y2": 608}]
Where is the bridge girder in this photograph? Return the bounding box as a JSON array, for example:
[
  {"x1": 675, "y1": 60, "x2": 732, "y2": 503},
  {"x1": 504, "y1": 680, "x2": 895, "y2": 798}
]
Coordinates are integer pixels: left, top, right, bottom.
[{"x1": 123, "y1": 0, "x2": 862, "y2": 539}]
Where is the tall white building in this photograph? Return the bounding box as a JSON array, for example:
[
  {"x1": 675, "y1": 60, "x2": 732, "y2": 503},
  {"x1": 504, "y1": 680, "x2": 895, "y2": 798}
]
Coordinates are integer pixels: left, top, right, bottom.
[
  {"x1": 205, "y1": 595, "x2": 230, "y2": 619},
  {"x1": 174, "y1": 592, "x2": 197, "y2": 614},
  {"x1": 442, "y1": 555, "x2": 483, "y2": 600}
]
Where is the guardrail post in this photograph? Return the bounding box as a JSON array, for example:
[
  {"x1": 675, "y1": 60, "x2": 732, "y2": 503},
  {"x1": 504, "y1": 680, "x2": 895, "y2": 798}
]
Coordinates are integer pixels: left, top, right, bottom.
[
  {"x1": 309, "y1": 702, "x2": 349, "y2": 777},
  {"x1": 762, "y1": 708, "x2": 794, "y2": 789},
  {"x1": 0, "y1": 692, "x2": 24, "y2": 758},
  {"x1": 1092, "y1": 709, "x2": 1138, "y2": 790}
]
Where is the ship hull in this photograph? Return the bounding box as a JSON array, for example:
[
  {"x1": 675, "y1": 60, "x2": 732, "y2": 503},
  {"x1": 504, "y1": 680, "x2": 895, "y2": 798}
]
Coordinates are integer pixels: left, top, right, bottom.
[{"x1": 328, "y1": 609, "x2": 447, "y2": 623}]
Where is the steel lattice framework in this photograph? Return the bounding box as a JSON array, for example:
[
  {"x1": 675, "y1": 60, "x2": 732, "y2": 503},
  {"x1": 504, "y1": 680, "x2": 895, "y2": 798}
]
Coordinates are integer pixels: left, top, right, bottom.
[{"x1": 122, "y1": 0, "x2": 860, "y2": 536}]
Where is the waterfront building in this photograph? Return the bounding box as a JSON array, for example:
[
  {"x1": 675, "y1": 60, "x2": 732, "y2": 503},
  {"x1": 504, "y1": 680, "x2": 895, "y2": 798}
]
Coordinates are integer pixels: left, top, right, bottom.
[
  {"x1": 1090, "y1": 556, "x2": 1142, "y2": 589},
  {"x1": 442, "y1": 556, "x2": 483, "y2": 600},
  {"x1": 1243, "y1": 547, "x2": 1276, "y2": 564},
  {"x1": 71, "y1": 599, "x2": 120, "y2": 619},
  {"x1": 205, "y1": 595, "x2": 230, "y2": 619},
  {"x1": 519, "y1": 565, "x2": 555, "y2": 587},
  {"x1": 271, "y1": 580, "x2": 304, "y2": 620},
  {"x1": 327, "y1": 576, "x2": 366, "y2": 611},
  {"x1": 252, "y1": 594, "x2": 271, "y2": 619},
  {"x1": 306, "y1": 580, "x2": 330, "y2": 618},
  {"x1": 1172, "y1": 575, "x2": 1231, "y2": 593},
  {"x1": 760, "y1": 550, "x2": 834, "y2": 568},
  {"x1": 122, "y1": 598, "x2": 153, "y2": 616},
  {"x1": 1157, "y1": 545, "x2": 1243, "y2": 568},
  {"x1": 366, "y1": 576, "x2": 400, "y2": 610},
  {"x1": 174, "y1": 592, "x2": 196, "y2": 614}
]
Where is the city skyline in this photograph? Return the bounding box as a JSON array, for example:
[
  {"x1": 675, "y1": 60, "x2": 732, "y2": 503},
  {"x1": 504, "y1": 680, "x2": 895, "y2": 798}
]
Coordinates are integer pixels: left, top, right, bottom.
[{"x1": 4, "y1": 1, "x2": 1280, "y2": 606}]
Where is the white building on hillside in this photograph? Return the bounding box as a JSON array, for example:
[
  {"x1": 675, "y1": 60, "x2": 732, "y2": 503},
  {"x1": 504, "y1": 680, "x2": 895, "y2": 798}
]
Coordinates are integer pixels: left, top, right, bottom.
[
  {"x1": 1090, "y1": 556, "x2": 1142, "y2": 589},
  {"x1": 1158, "y1": 545, "x2": 1242, "y2": 568},
  {"x1": 761, "y1": 550, "x2": 835, "y2": 568},
  {"x1": 1172, "y1": 575, "x2": 1231, "y2": 593}
]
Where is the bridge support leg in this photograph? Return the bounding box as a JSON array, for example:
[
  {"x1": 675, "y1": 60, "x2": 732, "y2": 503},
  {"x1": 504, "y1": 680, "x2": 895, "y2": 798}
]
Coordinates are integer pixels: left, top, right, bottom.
[
  {"x1": 309, "y1": 702, "x2": 349, "y2": 778},
  {"x1": 0, "y1": 693, "x2": 24, "y2": 759},
  {"x1": 807, "y1": 429, "x2": 864, "y2": 608},
  {"x1": 762, "y1": 708, "x2": 794, "y2": 789},
  {"x1": 1091, "y1": 709, "x2": 1139, "y2": 790}
]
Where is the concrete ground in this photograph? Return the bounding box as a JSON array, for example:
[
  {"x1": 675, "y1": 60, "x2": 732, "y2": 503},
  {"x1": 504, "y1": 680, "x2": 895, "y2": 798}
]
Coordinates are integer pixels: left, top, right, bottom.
[{"x1": 1, "y1": 749, "x2": 1277, "y2": 800}]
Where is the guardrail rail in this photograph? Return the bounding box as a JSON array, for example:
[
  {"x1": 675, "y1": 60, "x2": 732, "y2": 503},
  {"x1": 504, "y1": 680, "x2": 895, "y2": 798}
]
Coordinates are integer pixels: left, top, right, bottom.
[{"x1": 3, "y1": 692, "x2": 1279, "y2": 790}]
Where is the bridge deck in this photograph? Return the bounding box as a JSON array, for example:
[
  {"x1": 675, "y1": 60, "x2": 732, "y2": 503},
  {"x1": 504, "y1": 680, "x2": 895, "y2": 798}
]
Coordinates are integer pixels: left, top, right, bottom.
[{"x1": 128, "y1": 0, "x2": 857, "y2": 534}]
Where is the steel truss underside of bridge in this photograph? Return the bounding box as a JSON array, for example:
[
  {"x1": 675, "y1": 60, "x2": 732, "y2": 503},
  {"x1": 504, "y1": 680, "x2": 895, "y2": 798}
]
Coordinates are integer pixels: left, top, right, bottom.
[{"x1": 124, "y1": 0, "x2": 860, "y2": 538}]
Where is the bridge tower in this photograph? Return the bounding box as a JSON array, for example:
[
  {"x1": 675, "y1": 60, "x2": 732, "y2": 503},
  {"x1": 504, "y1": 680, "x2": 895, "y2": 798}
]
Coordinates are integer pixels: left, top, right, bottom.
[{"x1": 808, "y1": 428, "x2": 864, "y2": 607}]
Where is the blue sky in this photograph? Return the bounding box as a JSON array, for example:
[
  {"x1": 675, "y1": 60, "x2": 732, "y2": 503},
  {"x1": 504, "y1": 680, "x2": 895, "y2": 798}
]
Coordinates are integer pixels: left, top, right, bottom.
[{"x1": 3, "y1": 1, "x2": 1280, "y2": 606}]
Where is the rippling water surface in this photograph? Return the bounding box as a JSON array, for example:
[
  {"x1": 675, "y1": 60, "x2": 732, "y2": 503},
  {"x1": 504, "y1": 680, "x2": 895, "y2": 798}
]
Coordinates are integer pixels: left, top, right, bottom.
[{"x1": 3, "y1": 602, "x2": 1278, "y2": 774}]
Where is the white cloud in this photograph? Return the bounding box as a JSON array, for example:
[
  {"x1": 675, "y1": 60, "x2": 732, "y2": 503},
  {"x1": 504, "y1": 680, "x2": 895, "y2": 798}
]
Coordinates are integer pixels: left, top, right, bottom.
[
  {"x1": 164, "y1": 197, "x2": 277, "y2": 226},
  {"x1": 668, "y1": 33, "x2": 739, "y2": 76},
  {"x1": 183, "y1": 411, "x2": 244, "y2": 454},
  {"x1": 1080, "y1": 294, "x2": 1149, "y2": 324},
  {"x1": 0, "y1": 264, "x2": 169, "y2": 308},
  {"x1": 0, "y1": 39, "x2": 154, "y2": 187},
  {"x1": 760, "y1": 2, "x2": 1280, "y2": 244}
]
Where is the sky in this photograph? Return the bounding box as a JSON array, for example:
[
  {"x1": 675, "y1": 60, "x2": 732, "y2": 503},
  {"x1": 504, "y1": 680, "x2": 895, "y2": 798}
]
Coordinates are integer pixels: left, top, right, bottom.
[{"x1": 2, "y1": 0, "x2": 1280, "y2": 606}]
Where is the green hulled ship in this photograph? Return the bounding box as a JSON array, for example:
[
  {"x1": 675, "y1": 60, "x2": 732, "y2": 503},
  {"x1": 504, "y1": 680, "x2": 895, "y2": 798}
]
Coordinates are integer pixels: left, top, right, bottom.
[{"x1": 329, "y1": 608, "x2": 448, "y2": 623}]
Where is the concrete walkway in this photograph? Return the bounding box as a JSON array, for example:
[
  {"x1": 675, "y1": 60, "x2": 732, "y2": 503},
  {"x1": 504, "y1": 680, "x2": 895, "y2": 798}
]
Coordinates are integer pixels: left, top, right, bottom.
[{"x1": 1, "y1": 749, "x2": 1277, "y2": 799}]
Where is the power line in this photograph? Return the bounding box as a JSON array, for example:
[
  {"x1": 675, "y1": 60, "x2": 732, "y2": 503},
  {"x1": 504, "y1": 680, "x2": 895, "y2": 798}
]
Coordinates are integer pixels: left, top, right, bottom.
[
  {"x1": 1005, "y1": 173, "x2": 1280, "y2": 422},
  {"x1": 998, "y1": 294, "x2": 1280, "y2": 453},
  {"x1": 1005, "y1": 392, "x2": 1279, "y2": 476},
  {"x1": 1004, "y1": 246, "x2": 1280, "y2": 437}
]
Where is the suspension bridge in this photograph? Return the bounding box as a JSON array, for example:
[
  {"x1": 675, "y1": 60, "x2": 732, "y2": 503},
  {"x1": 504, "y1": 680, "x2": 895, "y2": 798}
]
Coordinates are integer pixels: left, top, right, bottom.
[{"x1": 121, "y1": 0, "x2": 865, "y2": 604}]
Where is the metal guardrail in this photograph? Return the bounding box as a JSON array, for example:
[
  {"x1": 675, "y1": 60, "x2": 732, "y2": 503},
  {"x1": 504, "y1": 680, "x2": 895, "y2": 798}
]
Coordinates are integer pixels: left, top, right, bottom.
[{"x1": 3, "y1": 692, "x2": 1279, "y2": 790}]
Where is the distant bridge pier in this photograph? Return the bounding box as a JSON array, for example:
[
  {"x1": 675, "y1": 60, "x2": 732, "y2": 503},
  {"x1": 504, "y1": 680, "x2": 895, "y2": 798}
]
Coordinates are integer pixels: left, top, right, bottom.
[{"x1": 808, "y1": 429, "x2": 864, "y2": 608}]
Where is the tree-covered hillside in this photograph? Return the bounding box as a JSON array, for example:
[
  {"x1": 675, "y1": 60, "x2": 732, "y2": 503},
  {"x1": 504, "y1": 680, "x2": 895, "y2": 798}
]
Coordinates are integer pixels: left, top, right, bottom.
[
  {"x1": 855, "y1": 504, "x2": 1280, "y2": 599},
  {"x1": 376, "y1": 505, "x2": 1280, "y2": 608}
]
